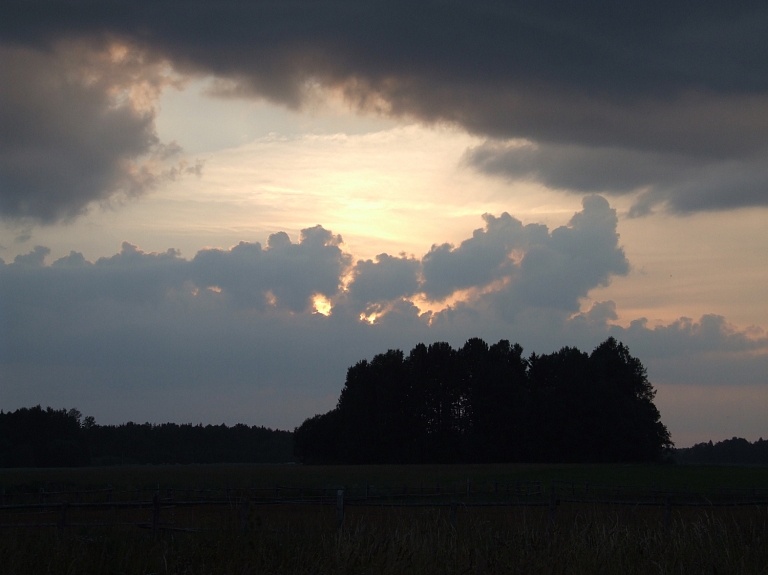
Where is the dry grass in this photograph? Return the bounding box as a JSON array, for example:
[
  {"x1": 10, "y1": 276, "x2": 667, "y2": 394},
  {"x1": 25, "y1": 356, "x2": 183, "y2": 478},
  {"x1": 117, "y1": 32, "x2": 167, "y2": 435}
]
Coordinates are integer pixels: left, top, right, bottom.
[
  {"x1": 2, "y1": 464, "x2": 768, "y2": 573},
  {"x1": 2, "y1": 502, "x2": 768, "y2": 574}
]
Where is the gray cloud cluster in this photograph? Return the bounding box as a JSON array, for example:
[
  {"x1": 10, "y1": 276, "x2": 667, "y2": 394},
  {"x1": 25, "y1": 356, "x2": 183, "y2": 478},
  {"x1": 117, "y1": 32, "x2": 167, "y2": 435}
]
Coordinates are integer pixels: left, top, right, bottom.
[
  {"x1": 465, "y1": 140, "x2": 768, "y2": 215},
  {"x1": 2, "y1": 197, "x2": 764, "y2": 429},
  {"x1": 3, "y1": 225, "x2": 349, "y2": 313},
  {"x1": 2, "y1": 1, "x2": 768, "y2": 218},
  {"x1": 421, "y1": 213, "x2": 540, "y2": 300},
  {"x1": 347, "y1": 253, "x2": 420, "y2": 308},
  {"x1": 344, "y1": 195, "x2": 627, "y2": 316},
  {"x1": 191, "y1": 226, "x2": 350, "y2": 312},
  {"x1": 0, "y1": 41, "x2": 198, "y2": 223},
  {"x1": 420, "y1": 195, "x2": 628, "y2": 313}
]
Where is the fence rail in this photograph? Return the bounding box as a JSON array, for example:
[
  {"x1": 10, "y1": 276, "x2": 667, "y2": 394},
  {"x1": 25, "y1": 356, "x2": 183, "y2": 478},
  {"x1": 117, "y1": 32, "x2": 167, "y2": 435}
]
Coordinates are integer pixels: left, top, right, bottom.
[{"x1": 2, "y1": 480, "x2": 767, "y2": 534}]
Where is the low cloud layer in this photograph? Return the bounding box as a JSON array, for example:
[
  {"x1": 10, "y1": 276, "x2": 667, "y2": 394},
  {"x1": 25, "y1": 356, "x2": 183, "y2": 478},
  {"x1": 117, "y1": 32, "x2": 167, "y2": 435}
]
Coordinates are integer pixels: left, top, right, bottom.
[
  {"x1": 1, "y1": 197, "x2": 765, "y2": 436},
  {"x1": 465, "y1": 141, "x2": 768, "y2": 215},
  {"x1": 2, "y1": 2, "x2": 768, "y2": 218}
]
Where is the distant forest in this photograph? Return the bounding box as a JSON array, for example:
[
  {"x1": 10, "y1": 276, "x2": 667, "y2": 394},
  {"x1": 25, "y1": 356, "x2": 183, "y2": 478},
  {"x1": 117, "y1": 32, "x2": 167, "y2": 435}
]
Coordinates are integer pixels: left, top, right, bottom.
[
  {"x1": 0, "y1": 406, "x2": 294, "y2": 467},
  {"x1": 294, "y1": 337, "x2": 674, "y2": 464},
  {"x1": 675, "y1": 437, "x2": 768, "y2": 465}
]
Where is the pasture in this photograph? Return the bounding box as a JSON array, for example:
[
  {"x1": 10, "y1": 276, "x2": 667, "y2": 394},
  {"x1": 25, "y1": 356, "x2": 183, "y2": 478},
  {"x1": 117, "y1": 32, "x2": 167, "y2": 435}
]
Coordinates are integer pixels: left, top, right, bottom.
[{"x1": 2, "y1": 463, "x2": 768, "y2": 574}]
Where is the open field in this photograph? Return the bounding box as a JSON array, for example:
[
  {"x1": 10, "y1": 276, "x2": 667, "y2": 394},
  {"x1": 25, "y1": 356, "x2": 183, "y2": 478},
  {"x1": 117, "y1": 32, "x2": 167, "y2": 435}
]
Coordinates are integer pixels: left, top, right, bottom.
[
  {"x1": 3, "y1": 462, "x2": 768, "y2": 493},
  {"x1": 2, "y1": 464, "x2": 768, "y2": 574}
]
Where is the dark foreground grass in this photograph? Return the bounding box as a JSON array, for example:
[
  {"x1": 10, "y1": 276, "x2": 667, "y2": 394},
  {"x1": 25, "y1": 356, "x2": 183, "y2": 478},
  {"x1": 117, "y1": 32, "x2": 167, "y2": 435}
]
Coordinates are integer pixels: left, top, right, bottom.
[
  {"x1": 2, "y1": 503, "x2": 768, "y2": 574},
  {"x1": 2, "y1": 464, "x2": 768, "y2": 574},
  {"x1": 3, "y1": 462, "x2": 768, "y2": 493}
]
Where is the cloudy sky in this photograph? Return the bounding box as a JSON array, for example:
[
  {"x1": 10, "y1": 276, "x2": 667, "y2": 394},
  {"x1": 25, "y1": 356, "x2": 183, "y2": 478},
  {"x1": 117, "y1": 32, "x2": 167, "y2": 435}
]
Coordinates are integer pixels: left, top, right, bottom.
[{"x1": 1, "y1": 1, "x2": 767, "y2": 446}]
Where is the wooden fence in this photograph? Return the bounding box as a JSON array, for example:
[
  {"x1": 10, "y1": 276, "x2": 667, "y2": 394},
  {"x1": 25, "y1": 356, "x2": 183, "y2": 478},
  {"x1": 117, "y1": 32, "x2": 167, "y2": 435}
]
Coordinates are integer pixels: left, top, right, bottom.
[{"x1": 2, "y1": 479, "x2": 767, "y2": 535}]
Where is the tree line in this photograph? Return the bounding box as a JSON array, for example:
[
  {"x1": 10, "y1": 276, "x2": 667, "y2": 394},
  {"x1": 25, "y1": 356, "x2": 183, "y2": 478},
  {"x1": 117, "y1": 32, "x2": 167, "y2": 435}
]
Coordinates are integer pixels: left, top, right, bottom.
[
  {"x1": 0, "y1": 406, "x2": 294, "y2": 467},
  {"x1": 2, "y1": 337, "x2": 672, "y2": 467},
  {"x1": 294, "y1": 337, "x2": 673, "y2": 464},
  {"x1": 675, "y1": 437, "x2": 768, "y2": 465}
]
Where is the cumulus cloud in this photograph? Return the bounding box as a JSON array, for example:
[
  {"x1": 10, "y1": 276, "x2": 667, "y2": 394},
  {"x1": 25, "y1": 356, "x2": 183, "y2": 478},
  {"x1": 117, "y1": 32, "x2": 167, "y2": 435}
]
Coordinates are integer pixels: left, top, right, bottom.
[
  {"x1": 0, "y1": 41, "x2": 199, "y2": 223},
  {"x1": 2, "y1": 2, "x2": 768, "y2": 216},
  {"x1": 191, "y1": 226, "x2": 351, "y2": 312},
  {"x1": 12, "y1": 245, "x2": 50, "y2": 266},
  {"x1": 421, "y1": 195, "x2": 628, "y2": 314},
  {"x1": 421, "y1": 212, "x2": 540, "y2": 300},
  {"x1": 2, "y1": 197, "x2": 763, "y2": 431},
  {"x1": 1, "y1": 196, "x2": 627, "y2": 326},
  {"x1": 346, "y1": 253, "x2": 420, "y2": 308}
]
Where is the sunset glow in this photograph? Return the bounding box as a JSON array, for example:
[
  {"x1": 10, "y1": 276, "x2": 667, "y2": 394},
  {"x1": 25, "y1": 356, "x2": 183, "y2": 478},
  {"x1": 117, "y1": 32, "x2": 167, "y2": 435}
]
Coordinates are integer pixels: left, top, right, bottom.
[{"x1": 2, "y1": 2, "x2": 767, "y2": 445}]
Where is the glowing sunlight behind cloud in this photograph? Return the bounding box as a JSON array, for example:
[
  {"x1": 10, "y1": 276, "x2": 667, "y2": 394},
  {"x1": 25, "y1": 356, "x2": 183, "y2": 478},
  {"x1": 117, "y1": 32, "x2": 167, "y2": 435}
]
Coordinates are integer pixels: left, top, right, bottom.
[{"x1": 2, "y1": 5, "x2": 768, "y2": 449}]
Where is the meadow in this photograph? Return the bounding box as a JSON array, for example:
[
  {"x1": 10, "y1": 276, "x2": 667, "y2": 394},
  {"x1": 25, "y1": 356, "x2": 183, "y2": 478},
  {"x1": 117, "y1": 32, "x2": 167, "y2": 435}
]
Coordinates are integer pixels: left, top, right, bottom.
[{"x1": 2, "y1": 463, "x2": 768, "y2": 574}]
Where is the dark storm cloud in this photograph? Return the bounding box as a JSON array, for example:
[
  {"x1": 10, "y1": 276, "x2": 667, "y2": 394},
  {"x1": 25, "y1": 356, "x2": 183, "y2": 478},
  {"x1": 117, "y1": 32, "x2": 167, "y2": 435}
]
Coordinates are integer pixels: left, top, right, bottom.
[
  {"x1": 465, "y1": 141, "x2": 768, "y2": 215},
  {"x1": 0, "y1": 43, "x2": 187, "y2": 223},
  {"x1": 3, "y1": 1, "x2": 768, "y2": 217},
  {"x1": 465, "y1": 141, "x2": 701, "y2": 196}
]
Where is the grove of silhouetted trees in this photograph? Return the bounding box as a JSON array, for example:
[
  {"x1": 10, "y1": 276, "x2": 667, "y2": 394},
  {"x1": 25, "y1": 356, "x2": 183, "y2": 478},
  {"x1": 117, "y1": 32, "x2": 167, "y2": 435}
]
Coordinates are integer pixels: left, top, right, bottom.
[
  {"x1": 0, "y1": 406, "x2": 294, "y2": 467},
  {"x1": 294, "y1": 337, "x2": 673, "y2": 463},
  {"x1": 2, "y1": 337, "x2": 674, "y2": 467}
]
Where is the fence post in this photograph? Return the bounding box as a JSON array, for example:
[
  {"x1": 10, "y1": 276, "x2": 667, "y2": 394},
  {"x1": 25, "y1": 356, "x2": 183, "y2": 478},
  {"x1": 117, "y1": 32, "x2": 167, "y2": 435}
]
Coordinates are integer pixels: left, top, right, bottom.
[
  {"x1": 58, "y1": 502, "x2": 68, "y2": 536},
  {"x1": 336, "y1": 489, "x2": 344, "y2": 529},
  {"x1": 239, "y1": 498, "x2": 250, "y2": 534},
  {"x1": 450, "y1": 502, "x2": 457, "y2": 528},
  {"x1": 664, "y1": 494, "x2": 672, "y2": 530},
  {"x1": 466, "y1": 479, "x2": 471, "y2": 498},
  {"x1": 547, "y1": 485, "x2": 557, "y2": 536},
  {"x1": 152, "y1": 493, "x2": 160, "y2": 539},
  {"x1": 365, "y1": 484, "x2": 369, "y2": 501}
]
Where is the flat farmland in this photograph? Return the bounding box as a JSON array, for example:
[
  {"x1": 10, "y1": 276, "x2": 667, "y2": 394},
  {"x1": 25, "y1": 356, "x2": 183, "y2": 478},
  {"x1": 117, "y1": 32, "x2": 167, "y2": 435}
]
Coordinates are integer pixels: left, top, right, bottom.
[
  {"x1": 2, "y1": 464, "x2": 768, "y2": 574},
  {"x1": 3, "y1": 462, "x2": 768, "y2": 492}
]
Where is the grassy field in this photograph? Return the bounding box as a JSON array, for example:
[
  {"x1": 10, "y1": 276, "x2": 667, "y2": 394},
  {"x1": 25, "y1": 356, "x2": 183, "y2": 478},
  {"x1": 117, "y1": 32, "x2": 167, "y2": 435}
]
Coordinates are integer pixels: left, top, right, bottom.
[
  {"x1": 3, "y1": 462, "x2": 768, "y2": 493},
  {"x1": 2, "y1": 463, "x2": 768, "y2": 574}
]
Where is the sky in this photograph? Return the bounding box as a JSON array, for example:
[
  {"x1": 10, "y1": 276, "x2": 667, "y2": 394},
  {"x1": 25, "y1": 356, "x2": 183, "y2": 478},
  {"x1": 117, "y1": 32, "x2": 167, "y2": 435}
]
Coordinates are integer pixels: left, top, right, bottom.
[{"x1": 1, "y1": 1, "x2": 767, "y2": 447}]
